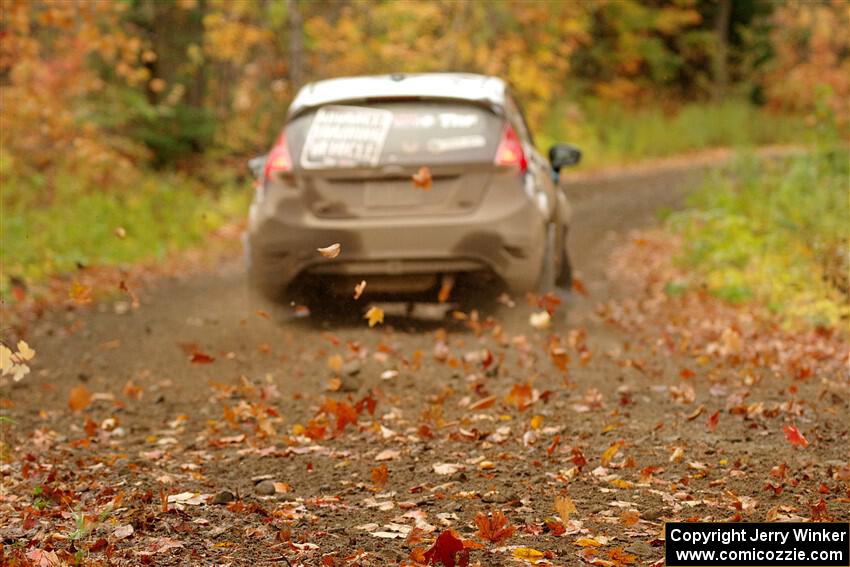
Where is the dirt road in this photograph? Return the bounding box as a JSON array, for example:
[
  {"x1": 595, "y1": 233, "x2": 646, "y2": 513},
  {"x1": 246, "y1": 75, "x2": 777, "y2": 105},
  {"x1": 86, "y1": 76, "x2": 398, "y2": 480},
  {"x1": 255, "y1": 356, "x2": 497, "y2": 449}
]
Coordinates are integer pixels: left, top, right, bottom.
[{"x1": 3, "y1": 162, "x2": 847, "y2": 566}]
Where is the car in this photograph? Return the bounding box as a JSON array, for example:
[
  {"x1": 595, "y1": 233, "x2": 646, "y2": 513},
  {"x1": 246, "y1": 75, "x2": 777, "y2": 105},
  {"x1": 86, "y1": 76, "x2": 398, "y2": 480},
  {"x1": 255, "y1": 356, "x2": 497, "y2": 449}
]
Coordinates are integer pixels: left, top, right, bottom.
[{"x1": 245, "y1": 72, "x2": 581, "y2": 309}]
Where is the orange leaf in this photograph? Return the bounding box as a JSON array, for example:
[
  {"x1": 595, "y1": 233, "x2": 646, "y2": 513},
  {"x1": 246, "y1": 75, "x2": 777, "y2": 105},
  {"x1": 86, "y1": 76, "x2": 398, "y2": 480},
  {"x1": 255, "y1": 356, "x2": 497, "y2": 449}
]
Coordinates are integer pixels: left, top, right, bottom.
[
  {"x1": 474, "y1": 510, "x2": 514, "y2": 544},
  {"x1": 572, "y1": 277, "x2": 588, "y2": 296},
  {"x1": 506, "y1": 382, "x2": 533, "y2": 411},
  {"x1": 69, "y1": 281, "x2": 92, "y2": 305},
  {"x1": 707, "y1": 410, "x2": 720, "y2": 432},
  {"x1": 783, "y1": 425, "x2": 809, "y2": 448},
  {"x1": 412, "y1": 166, "x2": 433, "y2": 190},
  {"x1": 371, "y1": 464, "x2": 389, "y2": 487},
  {"x1": 550, "y1": 347, "x2": 570, "y2": 372},
  {"x1": 68, "y1": 385, "x2": 92, "y2": 412},
  {"x1": 554, "y1": 493, "x2": 577, "y2": 521},
  {"x1": 538, "y1": 291, "x2": 562, "y2": 315}
]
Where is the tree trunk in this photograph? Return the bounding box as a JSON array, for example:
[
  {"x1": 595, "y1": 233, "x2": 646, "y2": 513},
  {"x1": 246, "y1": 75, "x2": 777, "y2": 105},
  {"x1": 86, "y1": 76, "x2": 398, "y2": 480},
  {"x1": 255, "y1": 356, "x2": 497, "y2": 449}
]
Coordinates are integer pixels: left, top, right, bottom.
[
  {"x1": 712, "y1": 0, "x2": 731, "y2": 100},
  {"x1": 287, "y1": 0, "x2": 304, "y2": 91}
]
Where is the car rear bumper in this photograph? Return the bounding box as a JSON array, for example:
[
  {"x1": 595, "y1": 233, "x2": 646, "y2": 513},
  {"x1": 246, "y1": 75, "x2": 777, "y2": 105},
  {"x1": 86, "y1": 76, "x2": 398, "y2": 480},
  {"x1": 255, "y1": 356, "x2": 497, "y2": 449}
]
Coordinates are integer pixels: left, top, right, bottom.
[{"x1": 246, "y1": 185, "x2": 546, "y2": 298}]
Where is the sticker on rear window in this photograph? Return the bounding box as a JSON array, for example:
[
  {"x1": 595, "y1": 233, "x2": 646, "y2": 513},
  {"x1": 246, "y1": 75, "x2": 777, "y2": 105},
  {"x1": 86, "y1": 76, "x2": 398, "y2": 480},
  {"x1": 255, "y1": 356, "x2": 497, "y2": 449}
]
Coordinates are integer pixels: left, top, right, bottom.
[
  {"x1": 426, "y1": 135, "x2": 487, "y2": 154},
  {"x1": 300, "y1": 105, "x2": 393, "y2": 168}
]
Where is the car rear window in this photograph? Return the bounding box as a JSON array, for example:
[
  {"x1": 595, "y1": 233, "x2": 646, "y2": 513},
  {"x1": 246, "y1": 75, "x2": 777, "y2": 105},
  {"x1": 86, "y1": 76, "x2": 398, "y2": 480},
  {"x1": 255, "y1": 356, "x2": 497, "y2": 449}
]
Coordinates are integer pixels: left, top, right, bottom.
[{"x1": 285, "y1": 101, "x2": 503, "y2": 169}]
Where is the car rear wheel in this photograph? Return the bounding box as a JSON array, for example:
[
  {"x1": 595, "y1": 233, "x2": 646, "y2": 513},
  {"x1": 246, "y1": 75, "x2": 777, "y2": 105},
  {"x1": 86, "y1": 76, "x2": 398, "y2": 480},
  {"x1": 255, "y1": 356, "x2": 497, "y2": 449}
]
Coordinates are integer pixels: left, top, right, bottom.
[
  {"x1": 538, "y1": 223, "x2": 558, "y2": 293},
  {"x1": 556, "y1": 230, "x2": 573, "y2": 289}
]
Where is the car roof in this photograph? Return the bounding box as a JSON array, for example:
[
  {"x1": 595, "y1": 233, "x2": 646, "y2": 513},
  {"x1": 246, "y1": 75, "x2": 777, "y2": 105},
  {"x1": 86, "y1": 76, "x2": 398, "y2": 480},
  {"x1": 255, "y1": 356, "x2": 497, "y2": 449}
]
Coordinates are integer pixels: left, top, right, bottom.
[{"x1": 287, "y1": 73, "x2": 509, "y2": 120}]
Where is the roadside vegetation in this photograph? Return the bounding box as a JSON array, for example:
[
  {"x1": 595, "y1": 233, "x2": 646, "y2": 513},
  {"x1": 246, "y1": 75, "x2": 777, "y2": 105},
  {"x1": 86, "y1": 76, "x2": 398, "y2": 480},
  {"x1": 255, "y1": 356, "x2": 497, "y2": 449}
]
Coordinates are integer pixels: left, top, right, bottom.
[
  {"x1": 538, "y1": 98, "x2": 805, "y2": 168},
  {"x1": 669, "y1": 143, "x2": 849, "y2": 328}
]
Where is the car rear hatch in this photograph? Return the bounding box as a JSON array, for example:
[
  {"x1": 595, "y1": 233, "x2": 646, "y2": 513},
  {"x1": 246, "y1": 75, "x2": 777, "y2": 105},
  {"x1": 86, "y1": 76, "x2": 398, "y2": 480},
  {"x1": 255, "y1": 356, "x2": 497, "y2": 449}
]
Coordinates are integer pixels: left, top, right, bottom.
[{"x1": 283, "y1": 100, "x2": 506, "y2": 218}]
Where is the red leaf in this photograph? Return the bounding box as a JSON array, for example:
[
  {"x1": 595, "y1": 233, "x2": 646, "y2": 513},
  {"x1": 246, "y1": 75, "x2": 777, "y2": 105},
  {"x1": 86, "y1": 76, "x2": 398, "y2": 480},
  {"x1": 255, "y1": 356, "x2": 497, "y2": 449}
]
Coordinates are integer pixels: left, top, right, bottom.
[
  {"x1": 572, "y1": 277, "x2": 588, "y2": 296},
  {"x1": 423, "y1": 530, "x2": 469, "y2": 567},
  {"x1": 190, "y1": 352, "x2": 215, "y2": 364},
  {"x1": 783, "y1": 425, "x2": 809, "y2": 448},
  {"x1": 538, "y1": 292, "x2": 562, "y2": 315},
  {"x1": 707, "y1": 410, "x2": 720, "y2": 432}
]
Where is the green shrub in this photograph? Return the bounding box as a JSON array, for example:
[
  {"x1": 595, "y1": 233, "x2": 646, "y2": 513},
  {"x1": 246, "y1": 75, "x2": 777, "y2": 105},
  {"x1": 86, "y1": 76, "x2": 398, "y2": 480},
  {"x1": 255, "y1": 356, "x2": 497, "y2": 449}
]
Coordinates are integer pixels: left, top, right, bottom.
[
  {"x1": 0, "y1": 164, "x2": 249, "y2": 296},
  {"x1": 668, "y1": 148, "x2": 849, "y2": 327},
  {"x1": 538, "y1": 98, "x2": 806, "y2": 167}
]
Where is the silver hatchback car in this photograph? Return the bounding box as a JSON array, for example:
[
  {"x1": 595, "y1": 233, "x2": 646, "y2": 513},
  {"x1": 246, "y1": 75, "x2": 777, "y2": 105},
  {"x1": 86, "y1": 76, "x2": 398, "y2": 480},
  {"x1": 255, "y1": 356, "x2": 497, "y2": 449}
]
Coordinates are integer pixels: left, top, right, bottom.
[{"x1": 245, "y1": 73, "x2": 580, "y2": 305}]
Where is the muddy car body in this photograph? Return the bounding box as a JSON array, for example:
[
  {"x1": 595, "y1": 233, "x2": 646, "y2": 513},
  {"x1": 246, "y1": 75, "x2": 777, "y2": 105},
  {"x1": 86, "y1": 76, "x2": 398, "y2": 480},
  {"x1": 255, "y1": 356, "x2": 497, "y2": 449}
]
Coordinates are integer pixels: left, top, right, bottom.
[{"x1": 245, "y1": 73, "x2": 580, "y2": 303}]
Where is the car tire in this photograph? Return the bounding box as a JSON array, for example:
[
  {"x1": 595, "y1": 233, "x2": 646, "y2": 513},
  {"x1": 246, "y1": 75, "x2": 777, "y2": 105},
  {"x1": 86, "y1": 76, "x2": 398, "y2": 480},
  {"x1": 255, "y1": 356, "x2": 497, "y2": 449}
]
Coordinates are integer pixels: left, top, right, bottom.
[
  {"x1": 556, "y1": 230, "x2": 573, "y2": 289},
  {"x1": 538, "y1": 223, "x2": 557, "y2": 293}
]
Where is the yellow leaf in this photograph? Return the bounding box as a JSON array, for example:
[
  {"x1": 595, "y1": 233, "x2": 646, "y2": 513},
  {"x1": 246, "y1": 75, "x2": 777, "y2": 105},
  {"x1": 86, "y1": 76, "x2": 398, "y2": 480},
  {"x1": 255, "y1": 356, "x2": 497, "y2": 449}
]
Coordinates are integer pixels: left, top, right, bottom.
[
  {"x1": 601, "y1": 442, "x2": 622, "y2": 466},
  {"x1": 365, "y1": 306, "x2": 384, "y2": 327},
  {"x1": 512, "y1": 547, "x2": 545, "y2": 561},
  {"x1": 554, "y1": 493, "x2": 577, "y2": 520},
  {"x1": 327, "y1": 354, "x2": 343, "y2": 373},
  {"x1": 610, "y1": 479, "x2": 634, "y2": 489},
  {"x1": 16, "y1": 341, "x2": 35, "y2": 361},
  {"x1": 575, "y1": 537, "x2": 602, "y2": 547},
  {"x1": 530, "y1": 415, "x2": 544, "y2": 430},
  {"x1": 69, "y1": 281, "x2": 92, "y2": 305}
]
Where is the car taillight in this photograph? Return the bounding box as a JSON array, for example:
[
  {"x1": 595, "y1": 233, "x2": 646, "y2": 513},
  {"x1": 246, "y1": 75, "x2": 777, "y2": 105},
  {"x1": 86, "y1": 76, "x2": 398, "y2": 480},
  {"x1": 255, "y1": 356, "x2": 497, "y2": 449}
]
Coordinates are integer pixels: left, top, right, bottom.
[
  {"x1": 264, "y1": 132, "x2": 292, "y2": 181},
  {"x1": 494, "y1": 123, "x2": 527, "y2": 174}
]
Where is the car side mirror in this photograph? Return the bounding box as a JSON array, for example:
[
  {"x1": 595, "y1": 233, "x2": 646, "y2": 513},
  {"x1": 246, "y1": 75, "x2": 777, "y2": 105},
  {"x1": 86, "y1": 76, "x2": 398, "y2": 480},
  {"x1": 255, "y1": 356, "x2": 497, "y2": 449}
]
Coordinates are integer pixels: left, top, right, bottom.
[
  {"x1": 548, "y1": 143, "x2": 582, "y2": 173},
  {"x1": 248, "y1": 154, "x2": 267, "y2": 181}
]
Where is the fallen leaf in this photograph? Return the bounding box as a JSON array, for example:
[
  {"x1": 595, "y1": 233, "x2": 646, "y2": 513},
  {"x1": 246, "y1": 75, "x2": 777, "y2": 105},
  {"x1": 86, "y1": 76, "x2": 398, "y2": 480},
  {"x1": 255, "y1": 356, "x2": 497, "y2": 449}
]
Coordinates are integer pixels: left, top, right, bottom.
[
  {"x1": 438, "y1": 275, "x2": 455, "y2": 303},
  {"x1": 68, "y1": 385, "x2": 92, "y2": 412},
  {"x1": 475, "y1": 510, "x2": 514, "y2": 543},
  {"x1": 371, "y1": 464, "x2": 389, "y2": 487},
  {"x1": 529, "y1": 311, "x2": 551, "y2": 330},
  {"x1": 783, "y1": 425, "x2": 809, "y2": 448},
  {"x1": 512, "y1": 547, "x2": 545, "y2": 561},
  {"x1": 707, "y1": 410, "x2": 720, "y2": 432},
  {"x1": 365, "y1": 306, "x2": 384, "y2": 327},
  {"x1": 572, "y1": 277, "x2": 588, "y2": 296},
  {"x1": 69, "y1": 281, "x2": 92, "y2": 305},
  {"x1": 433, "y1": 463, "x2": 463, "y2": 475},
  {"x1": 412, "y1": 166, "x2": 433, "y2": 190},
  {"x1": 554, "y1": 493, "x2": 577, "y2": 521},
  {"x1": 423, "y1": 530, "x2": 468, "y2": 567},
  {"x1": 354, "y1": 280, "x2": 367, "y2": 300},
  {"x1": 601, "y1": 442, "x2": 622, "y2": 466},
  {"x1": 114, "y1": 226, "x2": 127, "y2": 238},
  {"x1": 190, "y1": 352, "x2": 215, "y2": 364},
  {"x1": 317, "y1": 243, "x2": 341, "y2": 258},
  {"x1": 113, "y1": 524, "x2": 134, "y2": 539}
]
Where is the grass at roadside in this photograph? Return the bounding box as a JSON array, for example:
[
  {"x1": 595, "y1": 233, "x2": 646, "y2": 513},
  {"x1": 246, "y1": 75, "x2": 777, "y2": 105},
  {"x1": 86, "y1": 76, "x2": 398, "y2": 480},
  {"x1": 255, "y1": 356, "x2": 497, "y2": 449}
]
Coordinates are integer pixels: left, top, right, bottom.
[
  {"x1": 1, "y1": 165, "x2": 250, "y2": 298},
  {"x1": 667, "y1": 147, "x2": 849, "y2": 327},
  {"x1": 538, "y1": 98, "x2": 806, "y2": 168}
]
